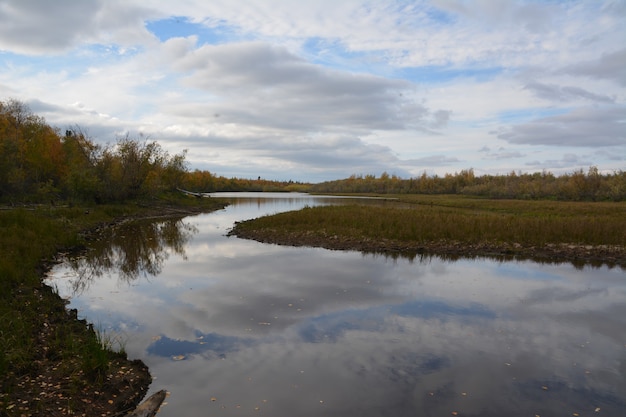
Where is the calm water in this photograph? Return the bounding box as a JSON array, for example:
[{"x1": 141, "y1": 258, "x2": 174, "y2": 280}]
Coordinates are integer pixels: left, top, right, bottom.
[{"x1": 46, "y1": 193, "x2": 626, "y2": 417}]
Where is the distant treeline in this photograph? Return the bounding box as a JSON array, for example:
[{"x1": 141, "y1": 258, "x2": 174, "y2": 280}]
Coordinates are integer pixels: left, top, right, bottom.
[
  {"x1": 181, "y1": 169, "x2": 309, "y2": 193},
  {"x1": 308, "y1": 169, "x2": 626, "y2": 201},
  {"x1": 2, "y1": 99, "x2": 624, "y2": 203}
]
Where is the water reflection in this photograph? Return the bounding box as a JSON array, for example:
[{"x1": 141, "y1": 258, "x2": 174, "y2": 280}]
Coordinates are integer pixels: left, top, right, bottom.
[
  {"x1": 65, "y1": 217, "x2": 197, "y2": 295},
  {"x1": 46, "y1": 194, "x2": 626, "y2": 417}
]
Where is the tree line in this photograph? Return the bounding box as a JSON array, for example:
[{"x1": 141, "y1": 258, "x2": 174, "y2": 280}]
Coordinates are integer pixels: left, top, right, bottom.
[
  {"x1": 308, "y1": 168, "x2": 626, "y2": 201},
  {"x1": 2, "y1": 98, "x2": 624, "y2": 203},
  {"x1": 0, "y1": 99, "x2": 188, "y2": 204},
  {"x1": 182, "y1": 169, "x2": 308, "y2": 193}
]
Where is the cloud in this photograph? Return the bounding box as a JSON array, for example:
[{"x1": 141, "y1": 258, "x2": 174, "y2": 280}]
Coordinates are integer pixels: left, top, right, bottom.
[
  {"x1": 482, "y1": 150, "x2": 526, "y2": 160},
  {"x1": 593, "y1": 149, "x2": 626, "y2": 162},
  {"x1": 178, "y1": 132, "x2": 416, "y2": 181},
  {"x1": 496, "y1": 106, "x2": 626, "y2": 147},
  {"x1": 433, "y1": 0, "x2": 558, "y2": 33},
  {"x1": 20, "y1": 98, "x2": 134, "y2": 145},
  {"x1": 524, "y1": 153, "x2": 594, "y2": 170},
  {"x1": 523, "y1": 81, "x2": 614, "y2": 104},
  {"x1": 25, "y1": 98, "x2": 70, "y2": 114},
  {"x1": 0, "y1": 0, "x2": 157, "y2": 54},
  {"x1": 561, "y1": 49, "x2": 626, "y2": 87},
  {"x1": 406, "y1": 155, "x2": 462, "y2": 166},
  {"x1": 1, "y1": 0, "x2": 624, "y2": 180},
  {"x1": 429, "y1": 109, "x2": 452, "y2": 129},
  {"x1": 152, "y1": 41, "x2": 447, "y2": 134}
]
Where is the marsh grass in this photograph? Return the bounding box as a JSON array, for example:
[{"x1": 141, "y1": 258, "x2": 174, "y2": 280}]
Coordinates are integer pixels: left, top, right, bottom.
[{"x1": 235, "y1": 195, "x2": 626, "y2": 248}]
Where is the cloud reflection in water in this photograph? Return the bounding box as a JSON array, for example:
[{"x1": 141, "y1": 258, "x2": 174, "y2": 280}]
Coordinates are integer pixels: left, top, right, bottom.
[{"x1": 46, "y1": 195, "x2": 626, "y2": 417}]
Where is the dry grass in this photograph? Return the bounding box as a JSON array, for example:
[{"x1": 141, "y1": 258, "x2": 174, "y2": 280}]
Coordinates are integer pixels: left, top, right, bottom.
[
  {"x1": 239, "y1": 196, "x2": 626, "y2": 246},
  {"x1": 232, "y1": 195, "x2": 626, "y2": 266}
]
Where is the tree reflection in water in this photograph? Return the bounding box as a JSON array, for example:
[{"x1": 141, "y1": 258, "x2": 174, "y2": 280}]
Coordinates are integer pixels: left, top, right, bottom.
[{"x1": 67, "y1": 217, "x2": 198, "y2": 295}]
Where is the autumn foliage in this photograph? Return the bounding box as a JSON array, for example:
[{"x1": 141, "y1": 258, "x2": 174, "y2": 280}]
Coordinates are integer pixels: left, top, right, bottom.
[
  {"x1": 0, "y1": 99, "x2": 188, "y2": 204},
  {"x1": 310, "y1": 169, "x2": 626, "y2": 201}
]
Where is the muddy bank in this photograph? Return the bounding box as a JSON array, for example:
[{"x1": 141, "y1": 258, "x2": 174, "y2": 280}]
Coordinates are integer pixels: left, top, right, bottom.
[
  {"x1": 230, "y1": 227, "x2": 626, "y2": 269},
  {"x1": 2, "y1": 281, "x2": 153, "y2": 417},
  {"x1": 1, "y1": 201, "x2": 227, "y2": 417}
]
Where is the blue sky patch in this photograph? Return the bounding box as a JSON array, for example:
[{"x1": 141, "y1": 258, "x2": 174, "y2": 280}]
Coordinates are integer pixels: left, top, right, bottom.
[
  {"x1": 399, "y1": 65, "x2": 504, "y2": 84},
  {"x1": 146, "y1": 17, "x2": 236, "y2": 45}
]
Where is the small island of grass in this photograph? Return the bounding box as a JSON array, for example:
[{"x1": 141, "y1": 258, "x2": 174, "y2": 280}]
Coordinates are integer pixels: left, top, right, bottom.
[{"x1": 230, "y1": 194, "x2": 626, "y2": 268}]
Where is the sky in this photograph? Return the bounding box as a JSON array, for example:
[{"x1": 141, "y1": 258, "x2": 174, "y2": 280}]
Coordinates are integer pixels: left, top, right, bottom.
[{"x1": 0, "y1": 0, "x2": 624, "y2": 182}]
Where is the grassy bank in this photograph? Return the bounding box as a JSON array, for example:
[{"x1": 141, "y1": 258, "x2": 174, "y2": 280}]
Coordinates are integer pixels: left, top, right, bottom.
[
  {"x1": 0, "y1": 194, "x2": 226, "y2": 416},
  {"x1": 231, "y1": 194, "x2": 626, "y2": 267}
]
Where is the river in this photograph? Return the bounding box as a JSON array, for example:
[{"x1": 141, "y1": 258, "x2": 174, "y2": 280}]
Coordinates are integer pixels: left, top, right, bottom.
[{"x1": 45, "y1": 193, "x2": 626, "y2": 416}]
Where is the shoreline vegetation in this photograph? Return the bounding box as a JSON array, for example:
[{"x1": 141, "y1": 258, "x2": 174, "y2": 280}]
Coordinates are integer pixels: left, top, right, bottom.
[
  {"x1": 229, "y1": 195, "x2": 626, "y2": 269},
  {"x1": 1, "y1": 99, "x2": 625, "y2": 415},
  {"x1": 0, "y1": 196, "x2": 227, "y2": 416}
]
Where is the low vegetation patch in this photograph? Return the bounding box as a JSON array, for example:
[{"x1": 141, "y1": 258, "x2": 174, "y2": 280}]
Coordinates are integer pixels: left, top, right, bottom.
[
  {"x1": 0, "y1": 196, "x2": 226, "y2": 416},
  {"x1": 230, "y1": 195, "x2": 626, "y2": 267}
]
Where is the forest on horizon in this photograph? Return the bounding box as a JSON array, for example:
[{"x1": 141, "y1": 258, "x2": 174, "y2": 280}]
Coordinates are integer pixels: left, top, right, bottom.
[{"x1": 1, "y1": 98, "x2": 625, "y2": 204}]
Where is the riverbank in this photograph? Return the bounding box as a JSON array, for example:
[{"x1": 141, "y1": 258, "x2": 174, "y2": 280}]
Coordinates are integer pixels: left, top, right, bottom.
[
  {"x1": 231, "y1": 227, "x2": 625, "y2": 267},
  {"x1": 0, "y1": 195, "x2": 227, "y2": 416},
  {"x1": 229, "y1": 195, "x2": 626, "y2": 268}
]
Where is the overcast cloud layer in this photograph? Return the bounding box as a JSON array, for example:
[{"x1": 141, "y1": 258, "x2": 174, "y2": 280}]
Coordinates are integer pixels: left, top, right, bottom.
[{"x1": 1, "y1": 0, "x2": 624, "y2": 181}]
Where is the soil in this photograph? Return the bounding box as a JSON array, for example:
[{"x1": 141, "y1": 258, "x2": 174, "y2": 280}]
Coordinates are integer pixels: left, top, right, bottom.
[
  {"x1": 230, "y1": 228, "x2": 626, "y2": 269},
  {"x1": 1, "y1": 284, "x2": 153, "y2": 417},
  {"x1": 1, "y1": 201, "x2": 227, "y2": 417}
]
